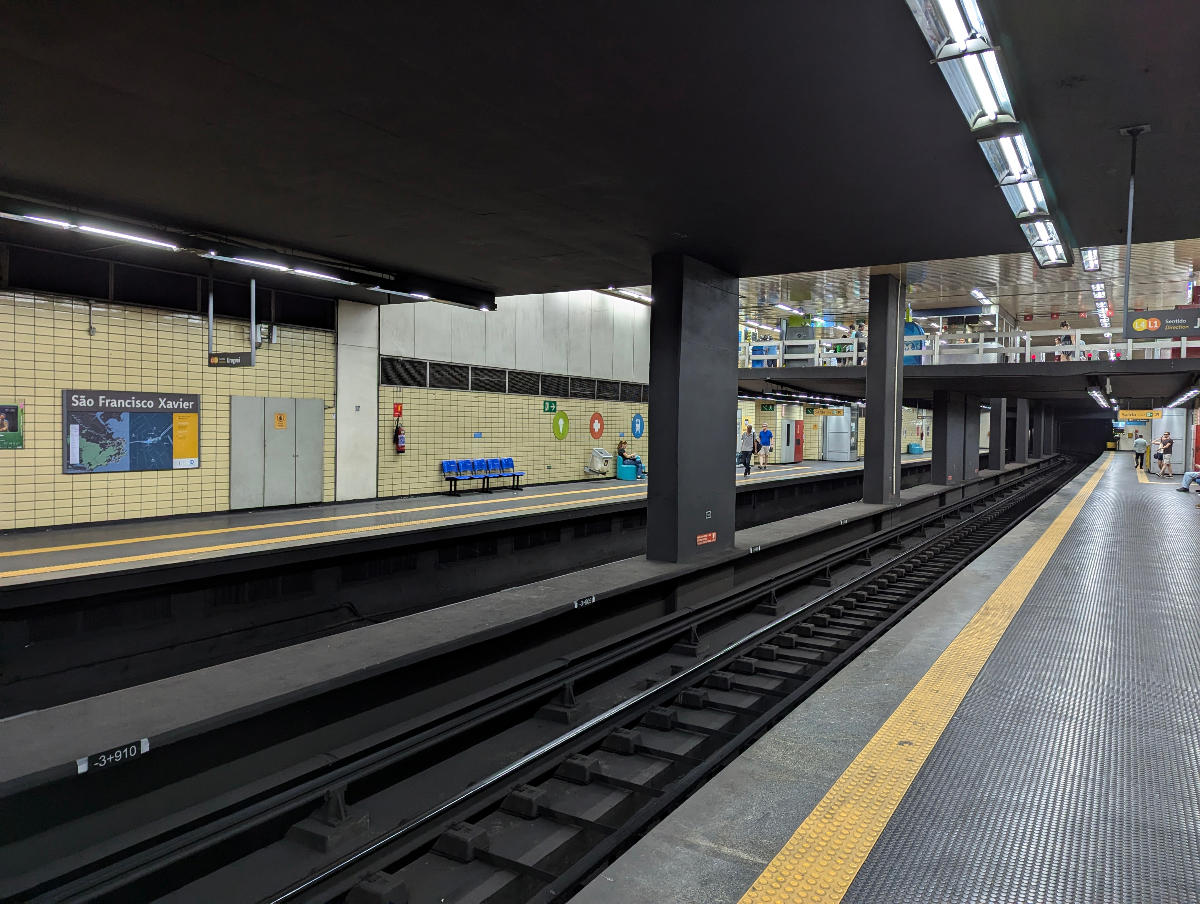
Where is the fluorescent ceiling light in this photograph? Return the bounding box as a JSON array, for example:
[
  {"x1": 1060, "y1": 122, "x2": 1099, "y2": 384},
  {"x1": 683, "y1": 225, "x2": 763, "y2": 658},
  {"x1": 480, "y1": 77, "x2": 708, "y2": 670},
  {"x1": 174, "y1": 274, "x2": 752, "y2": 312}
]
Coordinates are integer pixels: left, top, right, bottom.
[
  {"x1": 962, "y1": 53, "x2": 998, "y2": 121},
  {"x1": 20, "y1": 214, "x2": 72, "y2": 229},
  {"x1": 1091, "y1": 282, "x2": 1106, "y2": 298},
  {"x1": 1081, "y1": 247, "x2": 1100, "y2": 271},
  {"x1": 370, "y1": 286, "x2": 431, "y2": 300},
  {"x1": 970, "y1": 288, "x2": 987, "y2": 300},
  {"x1": 77, "y1": 224, "x2": 179, "y2": 251},
  {"x1": 934, "y1": 0, "x2": 970, "y2": 44},
  {"x1": 980, "y1": 50, "x2": 1010, "y2": 108},
  {"x1": 1016, "y1": 181, "x2": 1038, "y2": 213},
  {"x1": 292, "y1": 268, "x2": 357, "y2": 285},
  {"x1": 230, "y1": 256, "x2": 289, "y2": 271}
]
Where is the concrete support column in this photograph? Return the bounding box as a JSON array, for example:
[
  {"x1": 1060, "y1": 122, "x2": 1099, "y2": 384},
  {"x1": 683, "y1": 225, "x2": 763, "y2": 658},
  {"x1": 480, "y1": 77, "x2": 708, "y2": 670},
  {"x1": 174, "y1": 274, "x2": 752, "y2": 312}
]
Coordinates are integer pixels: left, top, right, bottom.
[
  {"x1": 1047, "y1": 408, "x2": 1057, "y2": 453},
  {"x1": 989, "y1": 398, "x2": 1008, "y2": 470},
  {"x1": 963, "y1": 394, "x2": 981, "y2": 479},
  {"x1": 335, "y1": 300, "x2": 380, "y2": 501},
  {"x1": 1030, "y1": 404, "x2": 1046, "y2": 458},
  {"x1": 647, "y1": 253, "x2": 738, "y2": 563},
  {"x1": 931, "y1": 390, "x2": 966, "y2": 485},
  {"x1": 1013, "y1": 398, "x2": 1030, "y2": 463},
  {"x1": 863, "y1": 274, "x2": 904, "y2": 504}
]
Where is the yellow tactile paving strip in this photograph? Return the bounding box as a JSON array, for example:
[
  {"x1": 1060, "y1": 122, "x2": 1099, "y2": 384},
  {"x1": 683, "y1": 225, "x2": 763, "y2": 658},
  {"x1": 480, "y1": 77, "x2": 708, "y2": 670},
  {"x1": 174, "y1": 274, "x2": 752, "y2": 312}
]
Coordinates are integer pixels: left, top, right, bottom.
[{"x1": 737, "y1": 452, "x2": 1113, "y2": 904}]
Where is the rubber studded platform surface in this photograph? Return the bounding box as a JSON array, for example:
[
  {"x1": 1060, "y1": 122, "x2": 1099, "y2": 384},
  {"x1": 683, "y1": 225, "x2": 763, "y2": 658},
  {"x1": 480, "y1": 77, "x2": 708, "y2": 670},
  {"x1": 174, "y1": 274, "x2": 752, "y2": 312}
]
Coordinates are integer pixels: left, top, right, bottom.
[{"x1": 843, "y1": 460, "x2": 1200, "y2": 902}]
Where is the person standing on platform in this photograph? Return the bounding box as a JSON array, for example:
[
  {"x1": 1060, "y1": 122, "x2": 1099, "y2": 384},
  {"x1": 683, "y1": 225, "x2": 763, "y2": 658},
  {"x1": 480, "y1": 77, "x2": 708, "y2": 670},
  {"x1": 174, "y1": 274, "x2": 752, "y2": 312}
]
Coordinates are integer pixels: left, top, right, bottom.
[
  {"x1": 1154, "y1": 431, "x2": 1175, "y2": 478},
  {"x1": 738, "y1": 424, "x2": 756, "y2": 477},
  {"x1": 1132, "y1": 432, "x2": 1147, "y2": 470},
  {"x1": 758, "y1": 422, "x2": 773, "y2": 470}
]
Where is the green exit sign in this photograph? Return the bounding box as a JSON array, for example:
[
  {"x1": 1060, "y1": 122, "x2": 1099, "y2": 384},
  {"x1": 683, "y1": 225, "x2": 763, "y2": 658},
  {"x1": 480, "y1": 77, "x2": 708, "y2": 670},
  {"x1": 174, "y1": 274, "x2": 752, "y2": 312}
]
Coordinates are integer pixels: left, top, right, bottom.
[
  {"x1": 543, "y1": 400, "x2": 557, "y2": 413},
  {"x1": 760, "y1": 404, "x2": 776, "y2": 412}
]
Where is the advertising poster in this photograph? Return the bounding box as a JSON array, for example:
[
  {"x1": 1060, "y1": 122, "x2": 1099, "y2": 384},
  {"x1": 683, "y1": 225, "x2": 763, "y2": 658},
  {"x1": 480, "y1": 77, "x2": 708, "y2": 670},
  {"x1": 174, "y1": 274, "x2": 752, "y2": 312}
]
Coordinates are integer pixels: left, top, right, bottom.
[
  {"x1": 0, "y1": 403, "x2": 23, "y2": 450},
  {"x1": 62, "y1": 390, "x2": 200, "y2": 474}
]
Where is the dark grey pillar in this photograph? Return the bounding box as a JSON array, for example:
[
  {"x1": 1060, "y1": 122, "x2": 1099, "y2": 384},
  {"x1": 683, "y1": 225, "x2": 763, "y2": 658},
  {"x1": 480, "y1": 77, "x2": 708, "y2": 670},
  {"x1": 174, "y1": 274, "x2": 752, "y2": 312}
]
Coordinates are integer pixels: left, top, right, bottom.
[
  {"x1": 1013, "y1": 398, "x2": 1030, "y2": 463},
  {"x1": 931, "y1": 390, "x2": 966, "y2": 485},
  {"x1": 646, "y1": 253, "x2": 738, "y2": 563},
  {"x1": 863, "y1": 274, "x2": 904, "y2": 504},
  {"x1": 1030, "y1": 404, "x2": 1046, "y2": 458},
  {"x1": 989, "y1": 398, "x2": 1008, "y2": 471},
  {"x1": 963, "y1": 395, "x2": 981, "y2": 479},
  {"x1": 1047, "y1": 408, "x2": 1057, "y2": 453}
]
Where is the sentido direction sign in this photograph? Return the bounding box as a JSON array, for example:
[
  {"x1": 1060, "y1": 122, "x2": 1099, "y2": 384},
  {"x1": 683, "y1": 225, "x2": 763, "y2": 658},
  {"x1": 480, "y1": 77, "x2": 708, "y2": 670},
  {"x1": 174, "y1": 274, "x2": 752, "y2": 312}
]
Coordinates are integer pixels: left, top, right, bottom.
[
  {"x1": 1124, "y1": 308, "x2": 1200, "y2": 339},
  {"x1": 62, "y1": 390, "x2": 200, "y2": 474}
]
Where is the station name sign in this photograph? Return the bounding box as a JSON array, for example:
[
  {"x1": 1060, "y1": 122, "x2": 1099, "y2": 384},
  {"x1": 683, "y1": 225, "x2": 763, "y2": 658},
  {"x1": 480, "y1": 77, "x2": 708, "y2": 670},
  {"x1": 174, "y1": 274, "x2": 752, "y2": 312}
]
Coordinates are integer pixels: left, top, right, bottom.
[
  {"x1": 1117, "y1": 409, "x2": 1161, "y2": 421},
  {"x1": 1123, "y1": 308, "x2": 1200, "y2": 339},
  {"x1": 64, "y1": 392, "x2": 199, "y2": 412},
  {"x1": 805, "y1": 407, "x2": 845, "y2": 417}
]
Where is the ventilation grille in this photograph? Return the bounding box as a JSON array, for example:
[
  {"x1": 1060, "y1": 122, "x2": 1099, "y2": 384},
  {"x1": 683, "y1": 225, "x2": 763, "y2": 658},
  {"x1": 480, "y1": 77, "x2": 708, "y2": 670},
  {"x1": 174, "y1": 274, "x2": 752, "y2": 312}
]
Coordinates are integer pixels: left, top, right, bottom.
[
  {"x1": 507, "y1": 371, "x2": 541, "y2": 395},
  {"x1": 380, "y1": 358, "x2": 428, "y2": 387},
  {"x1": 470, "y1": 367, "x2": 507, "y2": 393},
  {"x1": 596, "y1": 379, "x2": 621, "y2": 401},
  {"x1": 379, "y1": 358, "x2": 648, "y2": 405},
  {"x1": 428, "y1": 362, "x2": 470, "y2": 390}
]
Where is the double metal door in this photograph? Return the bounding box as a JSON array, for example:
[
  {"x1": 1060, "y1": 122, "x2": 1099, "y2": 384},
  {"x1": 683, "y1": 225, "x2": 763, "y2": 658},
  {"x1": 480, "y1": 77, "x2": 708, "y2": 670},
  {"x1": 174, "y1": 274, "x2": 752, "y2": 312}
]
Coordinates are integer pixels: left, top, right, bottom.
[{"x1": 230, "y1": 396, "x2": 324, "y2": 509}]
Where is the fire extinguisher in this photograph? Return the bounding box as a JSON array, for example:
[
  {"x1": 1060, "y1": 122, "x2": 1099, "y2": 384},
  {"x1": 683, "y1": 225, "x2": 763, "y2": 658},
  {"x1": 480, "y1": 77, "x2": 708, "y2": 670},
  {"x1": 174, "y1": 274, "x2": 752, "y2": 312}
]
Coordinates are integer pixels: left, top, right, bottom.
[{"x1": 393, "y1": 419, "x2": 406, "y2": 453}]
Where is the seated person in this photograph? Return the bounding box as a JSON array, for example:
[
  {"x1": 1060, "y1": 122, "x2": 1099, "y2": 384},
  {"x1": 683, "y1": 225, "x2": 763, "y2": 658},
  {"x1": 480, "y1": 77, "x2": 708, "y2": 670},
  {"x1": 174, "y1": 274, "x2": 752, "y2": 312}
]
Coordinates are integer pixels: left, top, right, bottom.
[{"x1": 616, "y1": 440, "x2": 647, "y2": 479}]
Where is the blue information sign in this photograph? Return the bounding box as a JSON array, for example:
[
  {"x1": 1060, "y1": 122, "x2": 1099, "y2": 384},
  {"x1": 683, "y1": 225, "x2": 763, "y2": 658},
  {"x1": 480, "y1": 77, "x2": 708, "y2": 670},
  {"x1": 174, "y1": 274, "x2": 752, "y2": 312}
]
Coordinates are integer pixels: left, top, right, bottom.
[{"x1": 631, "y1": 413, "x2": 645, "y2": 438}]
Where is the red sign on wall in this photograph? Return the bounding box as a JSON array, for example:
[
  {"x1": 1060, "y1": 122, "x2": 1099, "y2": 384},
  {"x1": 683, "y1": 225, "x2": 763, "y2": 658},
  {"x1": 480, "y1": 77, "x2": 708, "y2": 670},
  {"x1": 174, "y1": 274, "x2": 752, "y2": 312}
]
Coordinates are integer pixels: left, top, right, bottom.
[
  {"x1": 1022, "y1": 314, "x2": 1033, "y2": 322},
  {"x1": 696, "y1": 531, "x2": 717, "y2": 546},
  {"x1": 393, "y1": 403, "x2": 403, "y2": 417}
]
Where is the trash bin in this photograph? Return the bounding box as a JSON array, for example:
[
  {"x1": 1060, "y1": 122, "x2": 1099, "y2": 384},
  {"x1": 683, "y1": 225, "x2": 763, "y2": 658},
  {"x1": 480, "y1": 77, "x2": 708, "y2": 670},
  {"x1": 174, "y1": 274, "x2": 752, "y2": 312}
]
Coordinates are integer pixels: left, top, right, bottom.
[
  {"x1": 588, "y1": 447, "x2": 612, "y2": 475},
  {"x1": 907, "y1": 442, "x2": 924, "y2": 454}
]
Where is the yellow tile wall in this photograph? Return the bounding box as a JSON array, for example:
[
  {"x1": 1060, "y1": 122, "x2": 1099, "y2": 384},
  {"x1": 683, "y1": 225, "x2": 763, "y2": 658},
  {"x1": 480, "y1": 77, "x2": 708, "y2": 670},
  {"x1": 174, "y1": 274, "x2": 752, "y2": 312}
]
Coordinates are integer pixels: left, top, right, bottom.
[
  {"x1": 0, "y1": 292, "x2": 335, "y2": 530},
  {"x1": 378, "y1": 387, "x2": 650, "y2": 496}
]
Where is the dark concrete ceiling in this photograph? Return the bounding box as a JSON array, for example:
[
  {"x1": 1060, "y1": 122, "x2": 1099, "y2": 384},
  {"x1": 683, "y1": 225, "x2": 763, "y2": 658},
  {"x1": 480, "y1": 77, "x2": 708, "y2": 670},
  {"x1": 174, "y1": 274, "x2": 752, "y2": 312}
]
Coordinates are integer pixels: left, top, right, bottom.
[{"x1": 0, "y1": 2, "x2": 1194, "y2": 297}]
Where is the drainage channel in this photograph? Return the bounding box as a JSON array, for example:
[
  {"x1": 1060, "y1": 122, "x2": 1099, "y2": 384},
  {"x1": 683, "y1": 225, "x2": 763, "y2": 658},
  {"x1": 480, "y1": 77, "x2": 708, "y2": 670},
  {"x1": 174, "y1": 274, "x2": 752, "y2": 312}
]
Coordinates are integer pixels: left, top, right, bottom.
[{"x1": 7, "y1": 460, "x2": 1077, "y2": 904}]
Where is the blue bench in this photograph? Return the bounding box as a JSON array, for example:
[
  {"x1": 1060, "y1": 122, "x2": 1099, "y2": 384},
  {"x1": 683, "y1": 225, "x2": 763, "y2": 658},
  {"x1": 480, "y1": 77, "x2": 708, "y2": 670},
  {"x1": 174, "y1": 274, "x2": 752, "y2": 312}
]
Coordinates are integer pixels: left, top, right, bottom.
[{"x1": 441, "y1": 456, "x2": 526, "y2": 495}]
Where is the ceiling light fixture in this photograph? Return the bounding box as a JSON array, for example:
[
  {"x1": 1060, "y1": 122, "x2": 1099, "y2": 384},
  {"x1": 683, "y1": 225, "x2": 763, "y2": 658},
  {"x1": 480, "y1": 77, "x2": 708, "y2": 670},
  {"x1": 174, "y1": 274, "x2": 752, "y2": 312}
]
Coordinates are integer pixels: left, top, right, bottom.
[
  {"x1": 292, "y1": 268, "x2": 357, "y2": 285},
  {"x1": 1081, "y1": 247, "x2": 1100, "y2": 271},
  {"x1": 77, "y1": 224, "x2": 180, "y2": 251},
  {"x1": 1165, "y1": 387, "x2": 1200, "y2": 409}
]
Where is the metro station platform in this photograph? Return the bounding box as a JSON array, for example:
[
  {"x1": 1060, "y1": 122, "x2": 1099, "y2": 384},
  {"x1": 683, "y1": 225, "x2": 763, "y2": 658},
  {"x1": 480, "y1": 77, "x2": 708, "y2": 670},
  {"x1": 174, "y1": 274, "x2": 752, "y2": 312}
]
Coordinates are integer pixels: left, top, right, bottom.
[
  {"x1": 0, "y1": 455, "x2": 929, "y2": 590},
  {"x1": 574, "y1": 452, "x2": 1200, "y2": 904}
]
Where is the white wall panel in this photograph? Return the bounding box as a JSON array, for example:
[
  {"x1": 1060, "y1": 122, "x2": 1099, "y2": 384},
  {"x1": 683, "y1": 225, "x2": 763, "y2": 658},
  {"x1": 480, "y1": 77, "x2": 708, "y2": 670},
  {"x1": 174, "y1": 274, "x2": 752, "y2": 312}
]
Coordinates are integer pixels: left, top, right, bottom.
[
  {"x1": 483, "y1": 300, "x2": 516, "y2": 369},
  {"x1": 413, "y1": 301, "x2": 451, "y2": 362},
  {"x1": 335, "y1": 300, "x2": 379, "y2": 501},
  {"x1": 589, "y1": 291, "x2": 615, "y2": 379},
  {"x1": 378, "y1": 303, "x2": 416, "y2": 358},
  {"x1": 449, "y1": 305, "x2": 487, "y2": 366},
  {"x1": 612, "y1": 298, "x2": 635, "y2": 378},
  {"x1": 631, "y1": 302, "x2": 651, "y2": 383},
  {"x1": 566, "y1": 291, "x2": 591, "y2": 376},
  {"x1": 512, "y1": 294, "x2": 544, "y2": 372},
  {"x1": 542, "y1": 292, "x2": 570, "y2": 375}
]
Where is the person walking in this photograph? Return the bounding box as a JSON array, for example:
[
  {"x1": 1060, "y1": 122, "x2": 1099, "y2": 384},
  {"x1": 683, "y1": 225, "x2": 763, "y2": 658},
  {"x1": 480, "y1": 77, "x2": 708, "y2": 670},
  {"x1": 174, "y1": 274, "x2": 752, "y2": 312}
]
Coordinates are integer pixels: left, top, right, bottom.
[
  {"x1": 758, "y1": 422, "x2": 773, "y2": 470},
  {"x1": 738, "y1": 423, "x2": 756, "y2": 477},
  {"x1": 1154, "y1": 431, "x2": 1175, "y2": 478},
  {"x1": 1132, "y1": 432, "x2": 1147, "y2": 470}
]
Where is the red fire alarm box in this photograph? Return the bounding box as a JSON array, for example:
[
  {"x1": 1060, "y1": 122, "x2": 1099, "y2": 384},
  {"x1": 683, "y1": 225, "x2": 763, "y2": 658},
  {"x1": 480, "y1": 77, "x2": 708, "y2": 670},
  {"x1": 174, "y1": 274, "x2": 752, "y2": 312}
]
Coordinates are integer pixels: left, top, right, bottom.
[{"x1": 393, "y1": 403, "x2": 403, "y2": 417}]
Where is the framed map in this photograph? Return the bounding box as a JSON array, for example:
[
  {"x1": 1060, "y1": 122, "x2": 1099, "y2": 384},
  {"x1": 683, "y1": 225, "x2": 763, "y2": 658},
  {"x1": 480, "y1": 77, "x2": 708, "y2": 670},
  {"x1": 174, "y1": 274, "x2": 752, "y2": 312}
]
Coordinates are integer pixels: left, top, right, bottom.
[{"x1": 62, "y1": 390, "x2": 199, "y2": 474}]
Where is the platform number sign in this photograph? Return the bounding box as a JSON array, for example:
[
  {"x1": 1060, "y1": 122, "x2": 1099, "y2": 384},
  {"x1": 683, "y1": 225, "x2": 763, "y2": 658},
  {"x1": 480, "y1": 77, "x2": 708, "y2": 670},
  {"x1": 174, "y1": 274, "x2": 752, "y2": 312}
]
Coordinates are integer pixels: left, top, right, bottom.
[
  {"x1": 631, "y1": 413, "x2": 645, "y2": 439},
  {"x1": 77, "y1": 738, "x2": 150, "y2": 774}
]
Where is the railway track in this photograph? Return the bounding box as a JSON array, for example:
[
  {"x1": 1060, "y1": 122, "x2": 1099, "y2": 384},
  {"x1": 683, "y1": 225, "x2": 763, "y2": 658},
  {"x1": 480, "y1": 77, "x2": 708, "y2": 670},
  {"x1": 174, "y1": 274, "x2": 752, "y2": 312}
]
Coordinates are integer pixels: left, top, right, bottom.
[{"x1": 2, "y1": 457, "x2": 1078, "y2": 904}]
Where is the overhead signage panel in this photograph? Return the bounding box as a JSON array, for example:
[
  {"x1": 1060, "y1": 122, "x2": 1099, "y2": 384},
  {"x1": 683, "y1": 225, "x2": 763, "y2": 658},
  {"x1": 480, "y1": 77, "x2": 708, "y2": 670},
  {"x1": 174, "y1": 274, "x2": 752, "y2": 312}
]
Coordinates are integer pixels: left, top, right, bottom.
[
  {"x1": 1118, "y1": 409, "x2": 1161, "y2": 421},
  {"x1": 62, "y1": 390, "x2": 200, "y2": 474},
  {"x1": 1123, "y1": 308, "x2": 1200, "y2": 339}
]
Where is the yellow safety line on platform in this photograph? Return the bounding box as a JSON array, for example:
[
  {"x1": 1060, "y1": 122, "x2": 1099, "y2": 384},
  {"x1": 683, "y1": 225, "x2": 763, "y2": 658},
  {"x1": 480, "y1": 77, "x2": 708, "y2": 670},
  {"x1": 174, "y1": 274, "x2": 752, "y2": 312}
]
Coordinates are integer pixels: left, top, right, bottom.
[
  {"x1": 1137, "y1": 467, "x2": 1150, "y2": 484},
  {"x1": 0, "y1": 491, "x2": 652, "y2": 580},
  {"x1": 0, "y1": 484, "x2": 648, "y2": 559},
  {"x1": 737, "y1": 451, "x2": 1113, "y2": 904}
]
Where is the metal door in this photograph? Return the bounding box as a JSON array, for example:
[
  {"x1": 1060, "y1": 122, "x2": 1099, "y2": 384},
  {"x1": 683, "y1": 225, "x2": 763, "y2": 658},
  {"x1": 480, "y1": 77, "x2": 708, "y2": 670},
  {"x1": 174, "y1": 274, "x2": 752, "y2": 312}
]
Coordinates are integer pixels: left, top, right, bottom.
[
  {"x1": 294, "y1": 398, "x2": 324, "y2": 504},
  {"x1": 230, "y1": 396, "x2": 266, "y2": 509},
  {"x1": 263, "y1": 397, "x2": 297, "y2": 506},
  {"x1": 793, "y1": 420, "x2": 804, "y2": 462}
]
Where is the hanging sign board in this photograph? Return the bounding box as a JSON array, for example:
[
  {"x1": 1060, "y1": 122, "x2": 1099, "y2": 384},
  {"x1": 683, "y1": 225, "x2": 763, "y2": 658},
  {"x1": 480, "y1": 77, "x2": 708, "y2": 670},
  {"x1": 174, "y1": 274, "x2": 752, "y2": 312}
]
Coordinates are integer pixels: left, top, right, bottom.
[
  {"x1": 1123, "y1": 308, "x2": 1200, "y2": 339},
  {"x1": 1118, "y1": 409, "x2": 1161, "y2": 421},
  {"x1": 62, "y1": 390, "x2": 200, "y2": 473},
  {"x1": 209, "y1": 352, "x2": 252, "y2": 367}
]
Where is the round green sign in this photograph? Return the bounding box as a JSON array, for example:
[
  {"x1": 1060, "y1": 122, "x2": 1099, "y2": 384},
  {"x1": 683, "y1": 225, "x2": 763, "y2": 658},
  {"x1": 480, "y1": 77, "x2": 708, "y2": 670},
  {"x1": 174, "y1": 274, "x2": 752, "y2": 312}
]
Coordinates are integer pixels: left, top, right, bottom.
[{"x1": 552, "y1": 410, "x2": 570, "y2": 440}]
